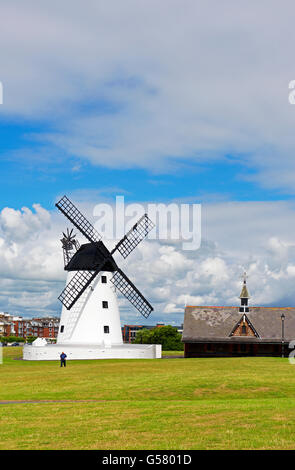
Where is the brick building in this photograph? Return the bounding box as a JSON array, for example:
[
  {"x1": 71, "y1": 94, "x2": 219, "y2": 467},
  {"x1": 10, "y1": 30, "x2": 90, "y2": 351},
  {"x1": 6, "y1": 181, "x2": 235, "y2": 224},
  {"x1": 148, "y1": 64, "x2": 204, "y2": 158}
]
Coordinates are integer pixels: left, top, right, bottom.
[
  {"x1": 0, "y1": 313, "x2": 60, "y2": 340},
  {"x1": 30, "y1": 318, "x2": 60, "y2": 339},
  {"x1": 0, "y1": 319, "x2": 13, "y2": 336},
  {"x1": 0, "y1": 313, "x2": 18, "y2": 336}
]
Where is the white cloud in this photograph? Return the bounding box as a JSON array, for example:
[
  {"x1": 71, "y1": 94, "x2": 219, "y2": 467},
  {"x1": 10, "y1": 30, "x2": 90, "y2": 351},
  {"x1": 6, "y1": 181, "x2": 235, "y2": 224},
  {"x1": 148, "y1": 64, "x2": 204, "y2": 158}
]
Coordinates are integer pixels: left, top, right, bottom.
[
  {"x1": 0, "y1": 204, "x2": 61, "y2": 281},
  {"x1": 0, "y1": 204, "x2": 50, "y2": 242},
  {"x1": 1, "y1": 1, "x2": 295, "y2": 190},
  {"x1": 1, "y1": 197, "x2": 295, "y2": 320}
]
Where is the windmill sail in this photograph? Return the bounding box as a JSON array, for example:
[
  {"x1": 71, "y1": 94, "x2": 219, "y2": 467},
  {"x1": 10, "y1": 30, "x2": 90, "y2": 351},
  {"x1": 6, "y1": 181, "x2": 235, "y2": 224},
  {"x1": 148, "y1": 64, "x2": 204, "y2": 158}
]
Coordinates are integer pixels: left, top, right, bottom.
[
  {"x1": 58, "y1": 270, "x2": 99, "y2": 310},
  {"x1": 112, "y1": 213, "x2": 154, "y2": 259},
  {"x1": 56, "y1": 195, "x2": 101, "y2": 243},
  {"x1": 110, "y1": 268, "x2": 153, "y2": 318}
]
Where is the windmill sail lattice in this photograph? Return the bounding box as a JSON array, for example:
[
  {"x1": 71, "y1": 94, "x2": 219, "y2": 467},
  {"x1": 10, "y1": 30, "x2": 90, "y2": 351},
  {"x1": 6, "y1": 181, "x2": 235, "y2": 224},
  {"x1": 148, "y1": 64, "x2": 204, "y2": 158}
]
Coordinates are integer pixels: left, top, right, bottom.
[
  {"x1": 110, "y1": 269, "x2": 153, "y2": 319},
  {"x1": 58, "y1": 270, "x2": 99, "y2": 311},
  {"x1": 56, "y1": 195, "x2": 102, "y2": 243},
  {"x1": 112, "y1": 214, "x2": 155, "y2": 259}
]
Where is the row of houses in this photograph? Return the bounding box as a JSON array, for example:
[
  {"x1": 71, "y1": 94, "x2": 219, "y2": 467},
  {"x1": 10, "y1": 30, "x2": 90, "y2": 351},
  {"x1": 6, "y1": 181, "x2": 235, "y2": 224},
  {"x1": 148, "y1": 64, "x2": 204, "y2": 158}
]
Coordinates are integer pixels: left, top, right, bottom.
[
  {"x1": 0, "y1": 311, "x2": 182, "y2": 343},
  {"x1": 0, "y1": 313, "x2": 60, "y2": 339}
]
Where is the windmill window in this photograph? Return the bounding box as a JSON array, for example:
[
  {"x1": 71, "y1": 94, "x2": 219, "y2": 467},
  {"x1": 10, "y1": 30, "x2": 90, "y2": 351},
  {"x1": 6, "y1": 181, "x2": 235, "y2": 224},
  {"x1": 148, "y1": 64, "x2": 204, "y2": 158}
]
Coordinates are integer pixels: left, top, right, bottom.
[
  {"x1": 104, "y1": 325, "x2": 110, "y2": 334},
  {"x1": 241, "y1": 325, "x2": 247, "y2": 335},
  {"x1": 101, "y1": 276, "x2": 107, "y2": 284},
  {"x1": 60, "y1": 325, "x2": 64, "y2": 333},
  {"x1": 102, "y1": 301, "x2": 108, "y2": 309}
]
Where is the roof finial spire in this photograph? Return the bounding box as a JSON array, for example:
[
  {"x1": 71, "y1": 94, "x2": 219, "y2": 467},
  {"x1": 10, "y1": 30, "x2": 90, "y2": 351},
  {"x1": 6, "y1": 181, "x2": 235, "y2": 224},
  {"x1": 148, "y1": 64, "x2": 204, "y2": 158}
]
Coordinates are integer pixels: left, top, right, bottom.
[
  {"x1": 239, "y1": 271, "x2": 250, "y2": 313},
  {"x1": 239, "y1": 271, "x2": 250, "y2": 299}
]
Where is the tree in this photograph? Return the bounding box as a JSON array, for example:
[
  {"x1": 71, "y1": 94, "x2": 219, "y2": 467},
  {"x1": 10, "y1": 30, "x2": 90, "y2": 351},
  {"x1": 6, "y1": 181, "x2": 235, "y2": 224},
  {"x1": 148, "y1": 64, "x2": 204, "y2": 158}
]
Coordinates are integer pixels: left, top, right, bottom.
[
  {"x1": 134, "y1": 325, "x2": 184, "y2": 350},
  {"x1": 26, "y1": 336, "x2": 38, "y2": 344},
  {"x1": 133, "y1": 329, "x2": 152, "y2": 344},
  {"x1": 0, "y1": 336, "x2": 25, "y2": 343}
]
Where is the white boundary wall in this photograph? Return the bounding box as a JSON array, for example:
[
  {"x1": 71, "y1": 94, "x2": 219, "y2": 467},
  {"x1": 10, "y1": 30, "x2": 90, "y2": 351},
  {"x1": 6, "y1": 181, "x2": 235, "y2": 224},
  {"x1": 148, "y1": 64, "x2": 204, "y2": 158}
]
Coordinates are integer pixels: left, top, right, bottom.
[{"x1": 23, "y1": 343, "x2": 162, "y2": 360}]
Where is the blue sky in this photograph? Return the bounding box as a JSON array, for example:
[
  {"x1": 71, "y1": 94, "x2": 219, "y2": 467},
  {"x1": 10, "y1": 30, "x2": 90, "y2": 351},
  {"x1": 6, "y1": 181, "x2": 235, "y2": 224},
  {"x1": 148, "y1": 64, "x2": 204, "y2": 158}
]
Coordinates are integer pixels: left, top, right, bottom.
[
  {"x1": 2, "y1": 1, "x2": 295, "y2": 321},
  {"x1": 1, "y1": 118, "x2": 292, "y2": 211}
]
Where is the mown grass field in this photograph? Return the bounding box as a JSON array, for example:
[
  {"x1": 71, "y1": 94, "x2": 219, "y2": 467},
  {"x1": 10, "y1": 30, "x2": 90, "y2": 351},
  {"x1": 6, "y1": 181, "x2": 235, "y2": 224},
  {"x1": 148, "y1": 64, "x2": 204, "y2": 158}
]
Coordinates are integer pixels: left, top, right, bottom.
[{"x1": 1, "y1": 347, "x2": 295, "y2": 450}]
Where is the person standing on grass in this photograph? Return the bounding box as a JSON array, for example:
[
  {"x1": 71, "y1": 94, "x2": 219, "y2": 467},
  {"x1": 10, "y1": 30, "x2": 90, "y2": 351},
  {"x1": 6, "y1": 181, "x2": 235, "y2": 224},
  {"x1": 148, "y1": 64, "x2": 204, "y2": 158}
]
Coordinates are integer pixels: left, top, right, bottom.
[{"x1": 60, "y1": 351, "x2": 67, "y2": 367}]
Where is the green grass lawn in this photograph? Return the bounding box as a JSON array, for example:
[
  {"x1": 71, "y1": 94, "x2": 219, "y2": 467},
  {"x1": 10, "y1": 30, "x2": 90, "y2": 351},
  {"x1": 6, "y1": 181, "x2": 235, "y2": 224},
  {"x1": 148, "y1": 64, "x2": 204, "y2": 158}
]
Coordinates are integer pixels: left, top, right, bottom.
[{"x1": 1, "y1": 347, "x2": 295, "y2": 449}]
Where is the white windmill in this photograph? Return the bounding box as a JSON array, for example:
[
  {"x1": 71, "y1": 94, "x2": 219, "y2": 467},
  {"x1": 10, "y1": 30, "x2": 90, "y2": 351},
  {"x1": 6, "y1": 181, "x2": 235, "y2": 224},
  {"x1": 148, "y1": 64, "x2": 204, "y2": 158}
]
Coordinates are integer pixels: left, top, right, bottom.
[{"x1": 23, "y1": 195, "x2": 161, "y2": 360}]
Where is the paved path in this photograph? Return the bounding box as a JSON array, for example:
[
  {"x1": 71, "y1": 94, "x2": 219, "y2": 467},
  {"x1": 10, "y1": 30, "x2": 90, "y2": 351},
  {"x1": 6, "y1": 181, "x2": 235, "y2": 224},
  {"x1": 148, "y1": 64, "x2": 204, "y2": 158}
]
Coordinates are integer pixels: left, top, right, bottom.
[{"x1": 0, "y1": 400, "x2": 106, "y2": 404}]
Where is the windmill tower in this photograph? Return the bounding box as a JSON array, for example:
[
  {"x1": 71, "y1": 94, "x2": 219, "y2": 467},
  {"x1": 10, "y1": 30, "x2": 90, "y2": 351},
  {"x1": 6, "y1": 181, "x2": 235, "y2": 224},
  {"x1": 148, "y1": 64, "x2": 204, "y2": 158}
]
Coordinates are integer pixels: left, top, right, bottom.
[
  {"x1": 55, "y1": 195, "x2": 154, "y2": 347},
  {"x1": 23, "y1": 195, "x2": 161, "y2": 360},
  {"x1": 58, "y1": 228, "x2": 122, "y2": 346}
]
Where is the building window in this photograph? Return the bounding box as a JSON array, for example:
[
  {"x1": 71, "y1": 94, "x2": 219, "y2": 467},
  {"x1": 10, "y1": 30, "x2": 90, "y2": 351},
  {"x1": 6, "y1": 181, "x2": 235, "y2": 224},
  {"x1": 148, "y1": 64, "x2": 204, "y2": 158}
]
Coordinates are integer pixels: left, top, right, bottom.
[
  {"x1": 241, "y1": 325, "x2": 246, "y2": 335},
  {"x1": 104, "y1": 325, "x2": 110, "y2": 334},
  {"x1": 60, "y1": 325, "x2": 64, "y2": 333},
  {"x1": 102, "y1": 301, "x2": 108, "y2": 309},
  {"x1": 101, "y1": 276, "x2": 107, "y2": 284}
]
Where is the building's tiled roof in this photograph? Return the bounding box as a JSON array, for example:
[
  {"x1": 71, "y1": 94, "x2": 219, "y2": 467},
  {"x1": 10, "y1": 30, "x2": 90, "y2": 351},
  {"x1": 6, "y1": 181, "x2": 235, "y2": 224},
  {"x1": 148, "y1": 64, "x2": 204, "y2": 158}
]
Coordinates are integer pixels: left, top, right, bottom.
[{"x1": 182, "y1": 306, "x2": 295, "y2": 343}]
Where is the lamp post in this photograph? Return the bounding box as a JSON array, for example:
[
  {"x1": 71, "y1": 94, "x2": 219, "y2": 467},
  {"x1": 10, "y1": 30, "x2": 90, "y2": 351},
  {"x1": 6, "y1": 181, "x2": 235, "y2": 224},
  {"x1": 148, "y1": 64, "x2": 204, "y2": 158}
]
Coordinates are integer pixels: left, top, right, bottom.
[{"x1": 281, "y1": 313, "x2": 285, "y2": 358}]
